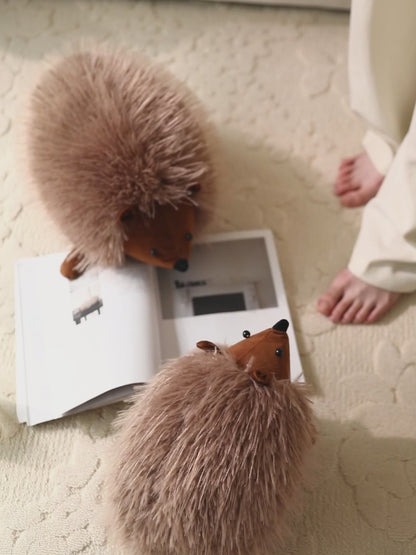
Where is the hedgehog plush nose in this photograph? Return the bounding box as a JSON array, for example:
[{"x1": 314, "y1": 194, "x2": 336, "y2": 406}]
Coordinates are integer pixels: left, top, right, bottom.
[{"x1": 174, "y1": 258, "x2": 188, "y2": 272}]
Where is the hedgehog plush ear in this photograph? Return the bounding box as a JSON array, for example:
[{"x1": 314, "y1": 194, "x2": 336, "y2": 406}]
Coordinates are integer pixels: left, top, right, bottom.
[
  {"x1": 250, "y1": 368, "x2": 272, "y2": 386},
  {"x1": 196, "y1": 340, "x2": 222, "y2": 354},
  {"x1": 273, "y1": 319, "x2": 289, "y2": 332}
]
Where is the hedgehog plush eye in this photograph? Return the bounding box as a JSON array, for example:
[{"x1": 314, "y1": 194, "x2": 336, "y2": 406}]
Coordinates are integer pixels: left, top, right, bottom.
[
  {"x1": 120, "y1": 209, "x2": 134, "y2": 222},
  {"x1": 150, "y1": 248, "x2": 158, "y2": 257},
  {"x1": 185, "y1": 232, "x2": 193, "y2": 241},
  {"x1": 242, "y1": 330, "x2": 251, "y2": 338},
  {"x1": 275, "y1": 348, "x2": 283, "y2": 357},
  {"x1": 187, "y1": 184, "x2": 201, "y2": 196}
]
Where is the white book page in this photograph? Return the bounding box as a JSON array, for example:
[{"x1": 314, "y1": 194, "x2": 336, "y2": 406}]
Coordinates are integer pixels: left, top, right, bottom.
[
  {"x1": 156, "y1": 229, "x2": 303, "y2": 382},
  {"x1": 15, "y1": 254, "x2": 160, "y2": 425}
]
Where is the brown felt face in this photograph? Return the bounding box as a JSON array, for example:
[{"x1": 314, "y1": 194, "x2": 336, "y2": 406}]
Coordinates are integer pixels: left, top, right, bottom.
[
  {"x1": 120, "y1": 202, "x2": 196, "y2": 271},
  {"x1": 228, "y1": 328, "x2": 290, "y2": 385}
]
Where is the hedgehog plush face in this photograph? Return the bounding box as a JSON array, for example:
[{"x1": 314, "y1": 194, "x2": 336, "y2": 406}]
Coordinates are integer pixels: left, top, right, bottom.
[
  {"x1": 120, "y1": 201, "x2": 195, "y2": 272},
  {"x1": 197, "y1": 319, "x2": 290, "y2": 385}
]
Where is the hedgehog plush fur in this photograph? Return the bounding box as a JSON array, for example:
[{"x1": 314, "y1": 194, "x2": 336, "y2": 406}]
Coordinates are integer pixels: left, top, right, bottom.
[
  {"x1": 27, "y1": 46, "x2": 215, "y2": 277},
  {"x1": 106, "y1": 320, "x2": 316, "y2": 555}
]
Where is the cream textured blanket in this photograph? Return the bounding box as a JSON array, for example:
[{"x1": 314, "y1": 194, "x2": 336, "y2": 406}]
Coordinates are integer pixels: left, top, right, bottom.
[{"x1": 1, "y1": 2, "x2": 416, "y2": 554}]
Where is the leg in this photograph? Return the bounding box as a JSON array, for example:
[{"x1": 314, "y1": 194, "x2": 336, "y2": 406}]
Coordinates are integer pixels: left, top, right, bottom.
[
  {"x1": 334, "y1": 151, "x2": 384, "y2": 208},
  {"x1": 317, "y1": 269, "x2": 400, "y2": 324},
  {"x1": 319, "y1": 99, "x2": 416, "y2": 323},
  {"x1": 334, "y1": 131, "x2": 395, "y2": 207},
  {"x1": 318, "y1": 0, "x2": 416, "y2": 324},
  {"x1": 333, "y1": 0, "x2": 416, "y2": 209},
  {"x1": 348, "y1": 0, "x2": 416, "y2": 145},
  {"x1": 60, "y1": 250, "x2": 85, "y2": 280}
]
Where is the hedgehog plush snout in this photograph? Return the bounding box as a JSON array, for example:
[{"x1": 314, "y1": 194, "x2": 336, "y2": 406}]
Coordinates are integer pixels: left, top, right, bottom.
[{"x1": 174, "y1": 258, "x2": 189, "y2": 272}]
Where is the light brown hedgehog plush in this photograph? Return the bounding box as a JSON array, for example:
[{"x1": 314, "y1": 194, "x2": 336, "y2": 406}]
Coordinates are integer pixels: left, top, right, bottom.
[
  {"x1": 27, "y1": 47, "x2": 215, "y2": 279},
  {"x1": 107, "y1": 319, "x2": 317, "y2": 555}
]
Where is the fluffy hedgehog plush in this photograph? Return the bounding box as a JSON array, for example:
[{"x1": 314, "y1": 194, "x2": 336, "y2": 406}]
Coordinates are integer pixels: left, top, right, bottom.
[
  {"x1": 26, "y1": 47, "x2": 215, "y2": 279},
  {"x1": 107, "y1": 319, "x2": 316, "y2": 555}
]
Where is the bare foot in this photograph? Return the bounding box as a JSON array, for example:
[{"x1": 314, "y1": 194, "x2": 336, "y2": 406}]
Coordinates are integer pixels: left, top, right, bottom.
[
  {"x1": 334, "y1": 152, "x2": 384, "y2": 207},
  {"x1": 317, "y1": 269, "x2": 400, "y2": 324}
]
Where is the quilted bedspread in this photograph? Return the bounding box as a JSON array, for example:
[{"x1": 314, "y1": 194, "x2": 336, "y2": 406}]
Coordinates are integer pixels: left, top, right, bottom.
[{"x1": 1, "y1": 1, "x2": 416, "y2": 554}]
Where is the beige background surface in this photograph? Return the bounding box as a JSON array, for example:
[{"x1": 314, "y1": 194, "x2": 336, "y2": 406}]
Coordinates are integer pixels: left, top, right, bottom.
[{"x1": 1, "y1": 1, "x2": 416, "y2": 554}]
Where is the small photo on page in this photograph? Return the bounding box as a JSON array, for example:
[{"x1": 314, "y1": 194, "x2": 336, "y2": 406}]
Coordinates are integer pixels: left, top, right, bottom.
[
  {"x1": 68, "y1": 269, "x2": 103, "y2": 326},
  {"x1": 156, "y1": 237, "x2": 278, "y2": 320}
]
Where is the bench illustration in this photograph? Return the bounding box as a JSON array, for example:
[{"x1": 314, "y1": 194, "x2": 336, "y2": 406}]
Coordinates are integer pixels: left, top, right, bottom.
[{"x1": 72, "y1": 296, "x2": 103, "y2": 325}]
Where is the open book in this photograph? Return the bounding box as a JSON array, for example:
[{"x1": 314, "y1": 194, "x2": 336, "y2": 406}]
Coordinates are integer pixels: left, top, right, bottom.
[{"x1": 15, "y1": 229, "x2": 303, "y2": 426}]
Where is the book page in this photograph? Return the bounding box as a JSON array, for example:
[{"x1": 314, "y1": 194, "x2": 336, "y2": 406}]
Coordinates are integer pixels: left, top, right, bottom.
[
  {"x1": 15, "y1": 254, "x2": 160, "y2": 425},
  {"x1": 156, "y1": 229, "x2": 304, "y2": 382}
]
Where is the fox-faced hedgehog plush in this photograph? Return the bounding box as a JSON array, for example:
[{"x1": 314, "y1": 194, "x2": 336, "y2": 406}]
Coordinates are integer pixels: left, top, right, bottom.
[
  {"x1": 27, "y1": 47, "x2": 215, "y2": 279},
  {"x1": 106, "y1": 319, "x2": 316, "y2": 555}
]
